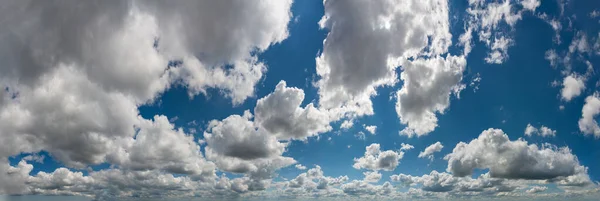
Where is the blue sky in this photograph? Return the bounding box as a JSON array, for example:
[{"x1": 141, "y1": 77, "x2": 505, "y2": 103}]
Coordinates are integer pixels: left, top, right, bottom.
[{"x1": 1, "y1": 0, "x2": 600, "y2": 200}]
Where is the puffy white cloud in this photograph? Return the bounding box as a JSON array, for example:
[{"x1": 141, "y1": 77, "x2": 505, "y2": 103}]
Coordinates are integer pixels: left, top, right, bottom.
[
  {"x1": 561, "y1": 75, "x2": 586, "y2": 102},
  {"x1": 524, "y1": 124, "x2": 557, "y2": 137},
  {"x1": 109, "y1": 115, "x2": 215, "y2": 177},
  {"x1": 445, "y1": 128, "x2": 590, "y2": 182},
  {"x1": 391, "y1": 171, "x2": 514, "y2": 194},
  {"x1": 418, "y1": 142, "x2": 444, "y2": 160},
  {"x1": 341, "y1": 180, "x2": 394, "y2": 196},
  {"x1": 295, "y1": 164, "x2": 307, "y2": 170},
  {"x1": 254, "y1": 81, "x2": 331, "y2": 140},
  {"x1": 286, "y1": 165, "x2": 348, "y2": 191},
  {"x1": 364, "y1": 125, "x2": 377, "y2": 135},
  {"x1": 353, "y1": 143, "x2": 404, "y2": 171},
  {"x1": 578, "y1": 93, "x2": 600, "y2": 138},
  {"x1": 400, "y1": 143, "x2": 415, "y2": 151},
  {"x1": 526, "y1": 186, "x2": 548, "y2": 194},
  {"x1": 316, "y1": 0, "x2": 453, "y2": 121},
  {"x1": 203, "y1": 112, "x2": 295, "y2": 180},
  {"x1": 396, "y1": 56, "x2": 466, "y2": 137},
  {"x1": 363, "y1": 171, "x2": 382, "y2": 183}
]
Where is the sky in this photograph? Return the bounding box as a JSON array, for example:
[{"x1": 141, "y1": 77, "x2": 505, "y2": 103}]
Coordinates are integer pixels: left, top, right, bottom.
[{"x1": 1, "y1": 0, "x2": 600, "y2": 200}]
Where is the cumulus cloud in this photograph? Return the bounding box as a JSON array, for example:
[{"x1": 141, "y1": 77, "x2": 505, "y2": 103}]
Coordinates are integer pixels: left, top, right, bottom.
[
  {"x1": 400, "y1": 143, "x2": 415, "y2": 151},
  {"x1": 0, "y1": 0, "x2": 293, "y2": 195},
  {"x1": 524, "y1": 124, "x2": 557, "y2": 137},
  {"x1": 254, "y1": 81, "x2": 331, "y2": 140},
  {"x1": 295, "y1": 164, "x2": 307, "y2": 170},
  {"x1": 396, "y1": 56, "x2": 466, "y2": 137},
  {"x1": 316, "y1": 0, "x2": 453, "y2": 122},
  {"x1": 561, "y1": 74, "x2": 586, "y2": 102},
  {"x1": 578, "y1": 93, "x2": 600, "y2": 138},
  {"x1": 445, "y1": 128, "x2": 590, "y2": 182},
  {"x1": 418, "y1": 142, "x2": 444, "y2": 160},
  {"x1": 363, "y1": 171, "x2": 382, "y2": 183},
  {"x1": 353, "y1": 143, "x2": 404, "y2": 171},
  {"x1": 364, "y1": 125, "x2": 377, "y2": 135}
]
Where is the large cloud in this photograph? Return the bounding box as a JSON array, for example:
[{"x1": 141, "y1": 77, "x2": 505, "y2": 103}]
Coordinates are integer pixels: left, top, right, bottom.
[
  {"x1": 316, "y1": 0, "x2": 453, "y2": 121},
  {"x1": 445, "y1": 128, "x2": 589, "y2": 182},
  {"x1": 254, "y1": 81, "x2": 331, "y2": 140},
  {"x1": 396, "y1": 56, "x2": 466, "y2": 136},
  {"x1": 0, "y1": 0, "x2": 293, "y2": 195}
]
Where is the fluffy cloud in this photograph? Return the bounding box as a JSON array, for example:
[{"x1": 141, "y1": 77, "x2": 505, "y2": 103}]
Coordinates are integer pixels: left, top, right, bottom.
[
  {"x1": 254, "y1": 81, "x2": 331, "y2": 140},
  {"x1": 418, "y1": 142, "x2": 444, "y2": 160},
  {"x1": 445, "y1": 128, "x2": 590, "y2": 182},
  {"x1": 363, "y1": 171, "x2": 382, "y2": 183},
  {"x1": 203, "y1": 111, "x2": 295, "y2": 181},
  {"x1": 578, "y1": 93, "x2": 600, "y2": 138},
  {"x1": 0, "y1": 0, "x2": 293, "y2": 195},
  {"x1": 526, "y1": 186, "x2": 548, "y2": 194},
  {"x1": 396, "y1": 56, "x2": 466, "y2": 137},
  {"x1": 561, "y1": 75, "x2": 586, "y2": 102},
  {"x1": 391, "y1": 171, "x2": 514, "y2": 194},
  {"x1": 524, "y1": 124, "x2": 557, "y2": 137},
  {"x1": 353, "y1": 143, "x2": 404, "y2": 171},
  {"x1": 400, "y1": 143, "x2": 415, "y2": 151},
  {"x1": 316, "y1": 0, "x2": 453, "y2": 122},
  {"x1": 364, "y1": 125, "x2": 377, "y2": 135},
  {"x1": 295, "y1": 164, "x2": 307, "y2": 170}
]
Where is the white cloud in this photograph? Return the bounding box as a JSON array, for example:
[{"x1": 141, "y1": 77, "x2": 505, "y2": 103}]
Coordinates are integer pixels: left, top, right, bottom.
[
  {"x1": 316, "y1": 0, "x2": 453, "y2": 122},
  {"x1": 418, "y1": 142, "x2": 444, "y2": 160},
  {"x1": 578, "y1": 93, "x2": 600, "y2": 138},
  {"x1": 400, "y1": 143, "x2": 415, "y2": 151},
  {"x1": 485, "y1": 36, "x2": 512, "y2": 64},
  {"x1": 295, "y1": 164, "x2": 307, "y2": 170},
  {"x1": 520, "y1": 0, "x2": 541, "y2": 11},
  {"x1": 524, "y1": 123, "x2": 557, "y2": 137},
  {"x1": 445, "y1": 128, "x2": 590, "y2": 182},
  {"x1": 203, "y1": 112, "x2": 295, "y2": 179},
  {"x1": 396, "y1": 56, "x2": 466, "y2": 137},
  {"x1": 0, "y1": 0, "x2": 294, "y2": 194},
  {"x1": 353, "y1": 143, "x2": 404, "y2": 171},
  {"x1": 340, "y1": 120, "x2": 354, "y2": 130},
  {"x1": 526, "y1": 186, "x2": 548, "y2": 194},
  {"x1": 363, "y1": 171, "x2": 382, "y2": 183},
  {"x1": 364, "y1": 125, "x2": 377, "y2": 135},
  {"x1": 254, "y1": 81, "x2": 331, "y2": 140},
  {"x1": 561, "y1": 74, "x2": 586, "y2": 102}
]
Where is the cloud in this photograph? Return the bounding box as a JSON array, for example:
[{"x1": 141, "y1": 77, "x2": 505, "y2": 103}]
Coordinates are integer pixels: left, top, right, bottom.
[
  {"x1": 340, "y1": 120, "x2": 354, "y2": 130},
  {"x1": 203, "y1": 112, "x2": 295, "y2": 181},
  {"x1": 520, "y1": 0, "x2": 541, "y2": 11},
  {"x1": 418, "y1": 142, "x2": 444, "y2": 160},
  {"x1": 254, "y1": 81, "x2": 331, "y2": 140},
  {"x1": 578, "y1": 93, "x2": 600, "y2": 138},
  {"x1": 561, "y1": 74, "x2": 586, "y2": 102},
  {"x1": 295, "y1": 164, "x2": 307, "y2": 170},
  {"x1": 0, "y1": 0, "x2": 294, "y2": 194},
  {"x1": 316, "y1": 0, "x2": 453, "y2": 122},
  {"x1": 363, "y1": 171, "x2": 382, "y2": 183},
  {"x1": 396, "y1": 56, "x2": 466, "y2": 137},
  {"x1": 524, "y1": 124, "x2": 557, "y2": 137},
  {"x1": 526, "y1": 186, "x2": 548, "y2": 194},
  {"x1": 353, "y1": 143, "x2": 404, "y2": 171},
  {"x1": 364, "y1": 125, "x2": 377, "y2": 135},
  {"x1": 445, "y1": 128, "x2": 590, "y2": 182},
  {"x1": 400, "y1": 143, "x2": 415, "y2": 151}
]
